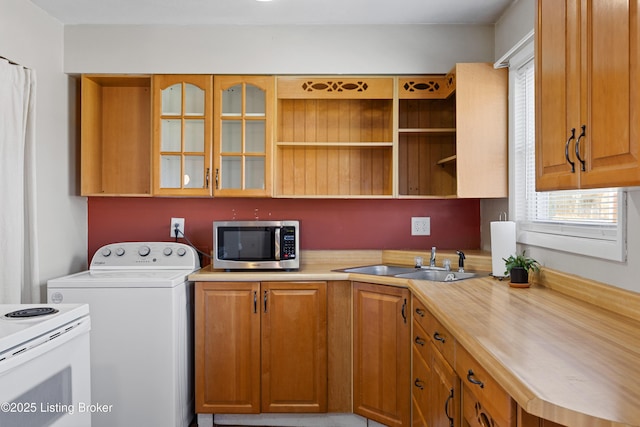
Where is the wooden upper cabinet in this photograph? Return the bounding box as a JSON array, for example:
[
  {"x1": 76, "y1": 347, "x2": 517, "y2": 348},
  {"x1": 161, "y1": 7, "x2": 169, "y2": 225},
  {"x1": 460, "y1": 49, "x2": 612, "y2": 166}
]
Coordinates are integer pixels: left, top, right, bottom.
[
  {"x1": 80, "y1": 75, "x2": 152, "y2": 196},
  {"x1": 152, "y1": 75, "x2": 213, "y2": 196},
  {"x1": 398, "y1": 65, "x2": 508, "y2": 198},
  {"x1": 213, "y1": 76, "x2": 274, "y2": 197},
  {"x1": 275, "y1": 76, "x2": 394, "y2": 198},
  {"x1": 536, "y1": 0, "x2": 640, "y2": 190}
]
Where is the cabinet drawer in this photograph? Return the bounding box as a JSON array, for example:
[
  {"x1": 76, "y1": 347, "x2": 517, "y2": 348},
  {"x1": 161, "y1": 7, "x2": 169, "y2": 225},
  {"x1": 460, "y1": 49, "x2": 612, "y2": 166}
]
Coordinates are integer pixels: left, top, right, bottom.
[
  {"x1": 412, "y1": 296, "x2": 455, "y2": 365},
  {"x1": 456, "y1": 345, "x2": 515, "y2": 427},
  {"x1": 412, "y1": 318, "x2": 430, "y2": 364},
  {"x1": 412, "y1": 339, "x2": 431, "y2": 414}
]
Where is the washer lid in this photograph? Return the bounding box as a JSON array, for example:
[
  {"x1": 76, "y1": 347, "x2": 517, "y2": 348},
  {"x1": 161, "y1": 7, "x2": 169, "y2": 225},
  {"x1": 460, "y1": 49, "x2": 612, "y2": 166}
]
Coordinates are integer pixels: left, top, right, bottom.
[{"x1": 47, "y1": 269, "x2": 194, "y2": 288}]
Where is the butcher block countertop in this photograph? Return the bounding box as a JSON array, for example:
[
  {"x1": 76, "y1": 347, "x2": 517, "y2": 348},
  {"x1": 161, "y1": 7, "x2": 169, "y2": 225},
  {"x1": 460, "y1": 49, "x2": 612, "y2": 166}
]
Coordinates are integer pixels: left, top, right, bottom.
[{"x1": 190, "y1": 250, "x2": 640, "y2": 427}]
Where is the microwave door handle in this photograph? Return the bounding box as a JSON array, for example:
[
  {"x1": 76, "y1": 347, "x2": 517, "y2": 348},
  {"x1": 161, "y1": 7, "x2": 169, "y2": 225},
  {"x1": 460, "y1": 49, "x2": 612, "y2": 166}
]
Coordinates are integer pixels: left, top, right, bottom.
[{"x1": 274, "y1": 228, "x2": 281, "y2": 261}]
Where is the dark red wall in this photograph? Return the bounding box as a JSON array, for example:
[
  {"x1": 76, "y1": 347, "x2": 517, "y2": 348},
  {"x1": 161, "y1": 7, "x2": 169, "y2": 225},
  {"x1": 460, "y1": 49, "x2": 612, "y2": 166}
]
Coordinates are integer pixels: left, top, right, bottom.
[{"x1": 88, "y1": 197, "x2": 480, "y2": 265}]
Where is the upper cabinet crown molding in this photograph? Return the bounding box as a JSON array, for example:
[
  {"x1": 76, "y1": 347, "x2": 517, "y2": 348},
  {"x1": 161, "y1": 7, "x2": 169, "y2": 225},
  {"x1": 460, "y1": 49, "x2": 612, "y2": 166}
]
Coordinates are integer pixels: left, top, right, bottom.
[{"x1": 277, "y1": 76, "x2": 394, "y2": 100}]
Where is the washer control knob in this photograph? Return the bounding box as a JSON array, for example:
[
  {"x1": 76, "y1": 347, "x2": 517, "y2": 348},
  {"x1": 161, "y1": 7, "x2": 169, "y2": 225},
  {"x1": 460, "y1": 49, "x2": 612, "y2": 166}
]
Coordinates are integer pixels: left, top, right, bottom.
[
  {"x1": 101, "y1": 248, "x2": 112, "y2": 257},
  {"x1": 138, "y1": 245, "x2": 151, "y2": 257},
  {"x1": 115, "y1": 248, "x2": 125, "y2": 256},
  {"x1": 163, "y1": 247, "x2": 173, "y2": 256},
  {"x1": 177, "y1": 247, "x2": 187, "y2": 257}
]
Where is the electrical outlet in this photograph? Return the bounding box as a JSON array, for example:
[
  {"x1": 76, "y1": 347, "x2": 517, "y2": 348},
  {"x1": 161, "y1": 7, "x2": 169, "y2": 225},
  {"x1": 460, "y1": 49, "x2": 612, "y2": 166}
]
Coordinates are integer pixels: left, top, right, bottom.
[
  {"x1": 411, "y1": 217, "x2": 430, "y2": 236},
  {"x1": 170, "y1": 218, "x2": 185, "y2": 238}
]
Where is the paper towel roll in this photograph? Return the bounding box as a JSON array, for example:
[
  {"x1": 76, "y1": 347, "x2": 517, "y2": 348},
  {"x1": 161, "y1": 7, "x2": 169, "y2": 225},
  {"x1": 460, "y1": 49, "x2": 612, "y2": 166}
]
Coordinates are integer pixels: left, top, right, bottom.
[{"x1": 490, "y1": 221, "x2": 516, "y2": 277}]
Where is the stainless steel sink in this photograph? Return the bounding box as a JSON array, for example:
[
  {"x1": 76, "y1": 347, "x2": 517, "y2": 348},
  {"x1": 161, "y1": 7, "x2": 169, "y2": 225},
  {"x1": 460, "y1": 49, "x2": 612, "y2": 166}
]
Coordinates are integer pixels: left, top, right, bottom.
[
  {"x1": 394, "y1": 270, "x2": 477, "y2": 282},
  {"x1": 340, "y1": 264, "x2": 419, "y2": 276}
]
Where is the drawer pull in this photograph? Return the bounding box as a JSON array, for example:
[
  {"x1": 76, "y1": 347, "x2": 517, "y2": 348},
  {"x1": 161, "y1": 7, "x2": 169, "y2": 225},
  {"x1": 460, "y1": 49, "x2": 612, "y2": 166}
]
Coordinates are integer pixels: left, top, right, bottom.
[
  {"x1": 564, "y1": 128, "x2": 576, "y2": 173},
  {"x1": 433, "y1": 331, "x2": 446, "y2": 343},
  {"x1": 415, "y1": 308, "x2": 425, "y2": 317},
  {"x1": 575, "y1": 124, "x2": 586, "y2": 171},
  {"x1": 479, "y1": 412, "x2": 491, "y2": 427},
  {"x1": 253, "y1": 291, "x2": 257, "y2": 314},
  {"x1": 414, "y1": 336, "x2": 426, "y2": 346},
  {"x1": 466, "y1": 369, "x2": 484, "y2": 388},
  {"x1": 401, "y1": 298, "x2": 407, "y2": 324},
  {"x1": 414, "y1": 378, "x2": 425, "y2": 390},
  {"x1": 445, "y1": 388, "x2": 454, "y2": 427}
]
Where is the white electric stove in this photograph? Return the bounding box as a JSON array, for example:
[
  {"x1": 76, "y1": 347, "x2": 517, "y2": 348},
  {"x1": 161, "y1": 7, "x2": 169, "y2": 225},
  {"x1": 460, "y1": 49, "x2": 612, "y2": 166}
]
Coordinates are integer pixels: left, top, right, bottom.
[
  {"x1": 47, "y1": 242, "x2": 200, "y2": 427},
  {"x1": 0, "y1": 303, "x2": 91, "y2": 427}
]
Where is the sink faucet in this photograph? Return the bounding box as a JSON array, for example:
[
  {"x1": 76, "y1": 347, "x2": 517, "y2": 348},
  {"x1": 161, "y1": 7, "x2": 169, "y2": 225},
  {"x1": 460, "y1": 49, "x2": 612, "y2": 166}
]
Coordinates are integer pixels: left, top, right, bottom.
[
  {"x1": 456, "y1": 250, "x2": 466, "y2": 272},
  {"x1": 430, "y1": 246, "x2": 436, "y2": 267}
]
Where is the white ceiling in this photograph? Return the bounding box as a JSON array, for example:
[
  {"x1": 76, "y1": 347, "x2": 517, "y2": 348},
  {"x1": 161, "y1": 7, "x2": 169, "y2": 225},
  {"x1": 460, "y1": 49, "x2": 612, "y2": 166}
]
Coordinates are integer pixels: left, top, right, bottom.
[{"x1": 29, "y1": 0, "x2": 515, "y2": 26}]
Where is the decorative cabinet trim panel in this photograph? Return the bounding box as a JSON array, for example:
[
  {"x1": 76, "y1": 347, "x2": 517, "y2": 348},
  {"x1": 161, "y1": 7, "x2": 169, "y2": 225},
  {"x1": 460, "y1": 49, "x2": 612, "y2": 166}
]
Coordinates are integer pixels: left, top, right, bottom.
[
  {"x1": 277, "y1": 76, "x2": 394, "y2": 99},
  {"x1": 398, "y1": 75, "x2": 454, "y2": 99}
]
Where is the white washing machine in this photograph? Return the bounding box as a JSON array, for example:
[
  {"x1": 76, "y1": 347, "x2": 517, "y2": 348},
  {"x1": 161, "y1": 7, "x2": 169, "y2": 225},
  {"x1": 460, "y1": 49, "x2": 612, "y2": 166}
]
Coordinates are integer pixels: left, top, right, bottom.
[{"x1": 47, "y1": 242, "x2": 200, "y2": 427}]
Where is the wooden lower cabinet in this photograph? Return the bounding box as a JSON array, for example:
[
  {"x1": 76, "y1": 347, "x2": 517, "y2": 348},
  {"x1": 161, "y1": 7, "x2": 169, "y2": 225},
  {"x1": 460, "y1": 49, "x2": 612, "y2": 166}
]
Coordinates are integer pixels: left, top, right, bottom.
[
  {"x1": 456, "y1": 345, "x2": 516, "y2": 427},
  {"x1": 353, "y1": 282, "x2": 411, "y2": 426},
  {"x1": 195, "y1": 281, "x2": 327, "y2": 414},
  {"x1": 412, "y1": 296, "x2": 459, "y2": 427}
]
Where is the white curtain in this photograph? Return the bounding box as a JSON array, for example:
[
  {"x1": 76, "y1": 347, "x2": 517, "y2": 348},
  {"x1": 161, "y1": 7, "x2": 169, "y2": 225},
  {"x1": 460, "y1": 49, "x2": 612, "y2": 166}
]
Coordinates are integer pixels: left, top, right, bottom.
[{"x1": 0, "y1": 58, "x2": 39, "y2": 304}]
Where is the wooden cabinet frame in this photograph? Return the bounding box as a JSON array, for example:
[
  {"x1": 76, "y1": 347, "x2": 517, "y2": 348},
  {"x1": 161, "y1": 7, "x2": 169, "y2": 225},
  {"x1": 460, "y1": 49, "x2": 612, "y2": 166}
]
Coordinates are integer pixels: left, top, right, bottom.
[
  {"x1": 536, "y1": 0, "x2": 640, "y2": 190},
  {"x1": 195, "y1": 281, "x2": 328, "y2": 414}
]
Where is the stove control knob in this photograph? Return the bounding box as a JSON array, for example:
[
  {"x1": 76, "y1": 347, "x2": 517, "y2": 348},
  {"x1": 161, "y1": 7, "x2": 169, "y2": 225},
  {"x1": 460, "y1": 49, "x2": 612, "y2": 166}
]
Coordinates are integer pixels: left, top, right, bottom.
[
  {"x1": 138, "y1": 245, "x2": 151, "y2": 257},
  {"x1": 163, "y1": 247, "x2": 173, "y2": 256},
  {"x1": 177, "y1": 247, "x2": 187, "y2": 257},
  {"x1": 101, "y1": 248, "x2": 112, "y2": 257},
  {"x1": 115, "y1": 248, "x2": 125, "y2": 256}
]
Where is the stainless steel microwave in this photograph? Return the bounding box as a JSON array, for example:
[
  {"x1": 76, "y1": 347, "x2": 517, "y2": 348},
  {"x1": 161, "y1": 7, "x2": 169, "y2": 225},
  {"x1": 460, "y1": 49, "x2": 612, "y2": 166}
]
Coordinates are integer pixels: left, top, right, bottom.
[{"x1": 213, "y1": 220, "x2": 300, "y2": 270}]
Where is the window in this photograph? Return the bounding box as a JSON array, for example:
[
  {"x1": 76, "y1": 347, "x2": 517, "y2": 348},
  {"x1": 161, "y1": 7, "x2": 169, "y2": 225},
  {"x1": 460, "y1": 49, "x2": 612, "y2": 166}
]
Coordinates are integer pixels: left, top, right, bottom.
[{"x1": 509, "y1": 42, "x2": 627, "y2": 262}]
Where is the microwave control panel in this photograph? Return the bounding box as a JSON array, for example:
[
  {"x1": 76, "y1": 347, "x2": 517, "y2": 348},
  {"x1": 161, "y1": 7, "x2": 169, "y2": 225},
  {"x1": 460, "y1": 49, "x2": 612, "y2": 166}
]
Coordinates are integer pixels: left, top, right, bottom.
[{"x1": 280, "y1": 227, "x2": 297, "y2": 259}]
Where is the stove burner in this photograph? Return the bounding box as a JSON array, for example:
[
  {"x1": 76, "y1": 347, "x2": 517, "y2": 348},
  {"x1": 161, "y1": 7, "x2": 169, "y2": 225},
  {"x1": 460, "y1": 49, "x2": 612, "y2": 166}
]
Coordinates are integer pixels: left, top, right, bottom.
[{"x1": 4, "y1": 307, "x2": 59, "y2": 318}]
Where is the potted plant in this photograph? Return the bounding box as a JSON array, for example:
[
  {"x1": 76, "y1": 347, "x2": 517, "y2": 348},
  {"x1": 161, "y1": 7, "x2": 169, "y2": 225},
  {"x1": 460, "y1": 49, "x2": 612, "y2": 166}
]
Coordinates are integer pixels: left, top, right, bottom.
[{"x1": 503, "y1": 250, "x2": 540, "y2": 287}]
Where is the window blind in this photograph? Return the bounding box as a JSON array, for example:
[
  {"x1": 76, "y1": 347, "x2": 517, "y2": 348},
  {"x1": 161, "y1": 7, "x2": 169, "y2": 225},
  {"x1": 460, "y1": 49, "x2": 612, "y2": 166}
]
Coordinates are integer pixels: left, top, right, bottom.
[{"x1": 511, "y1": 53, "x2": 626, "y2": 260}]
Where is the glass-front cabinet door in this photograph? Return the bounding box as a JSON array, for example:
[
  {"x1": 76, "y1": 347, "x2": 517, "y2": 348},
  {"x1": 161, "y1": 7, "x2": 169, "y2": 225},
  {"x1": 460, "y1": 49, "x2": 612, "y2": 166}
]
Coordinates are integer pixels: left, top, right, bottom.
[
  {"x1": 153, "y1": 75, "x2": 213, "y2": 196},
  {"x1": 213, "y1": 76, "x2": 273, "y2": 197}
]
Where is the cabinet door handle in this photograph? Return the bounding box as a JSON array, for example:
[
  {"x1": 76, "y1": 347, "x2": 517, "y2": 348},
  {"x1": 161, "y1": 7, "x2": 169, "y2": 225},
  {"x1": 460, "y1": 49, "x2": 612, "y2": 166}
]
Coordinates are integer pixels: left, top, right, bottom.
[
  {"x1": 215, "y1": 168, "x2": 219, "y2": 189},
  {"x1": 263, "y1": 290, "x2": 268, "y2": 313},
  {"x1": 401, "y1": 298, "x2": 407, "y2": 324},
  {"x1": 564, "y1": 128, "x2": 576, "y2": 173},
  {"x1": 414, "y1": 336, "x2": 426, "y2": 346},
  {"x1": 445, "y1": 388, "x2": 454, "y2": 427},
  {"x1": 466, "y1": 369, "x2": 484, "y2": 388},
  {"x1": 414, "y1": 378, "x2": 425, "y2": 390},
  {"x1": 253, "y1": 291, "x2": 257, "y2": 314},
  {"x1": 415, "y1": 307, "x2": 425, "y2": 317},
  {"x1": 433, "y1": 331, "x2": 446, "y2": 344},
  {"x1": 205, "y1": 167, "x2": 210, "y2": 189},
  {"x1": 575, "y1": 124, "x2": 586, "y2": 171}
]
